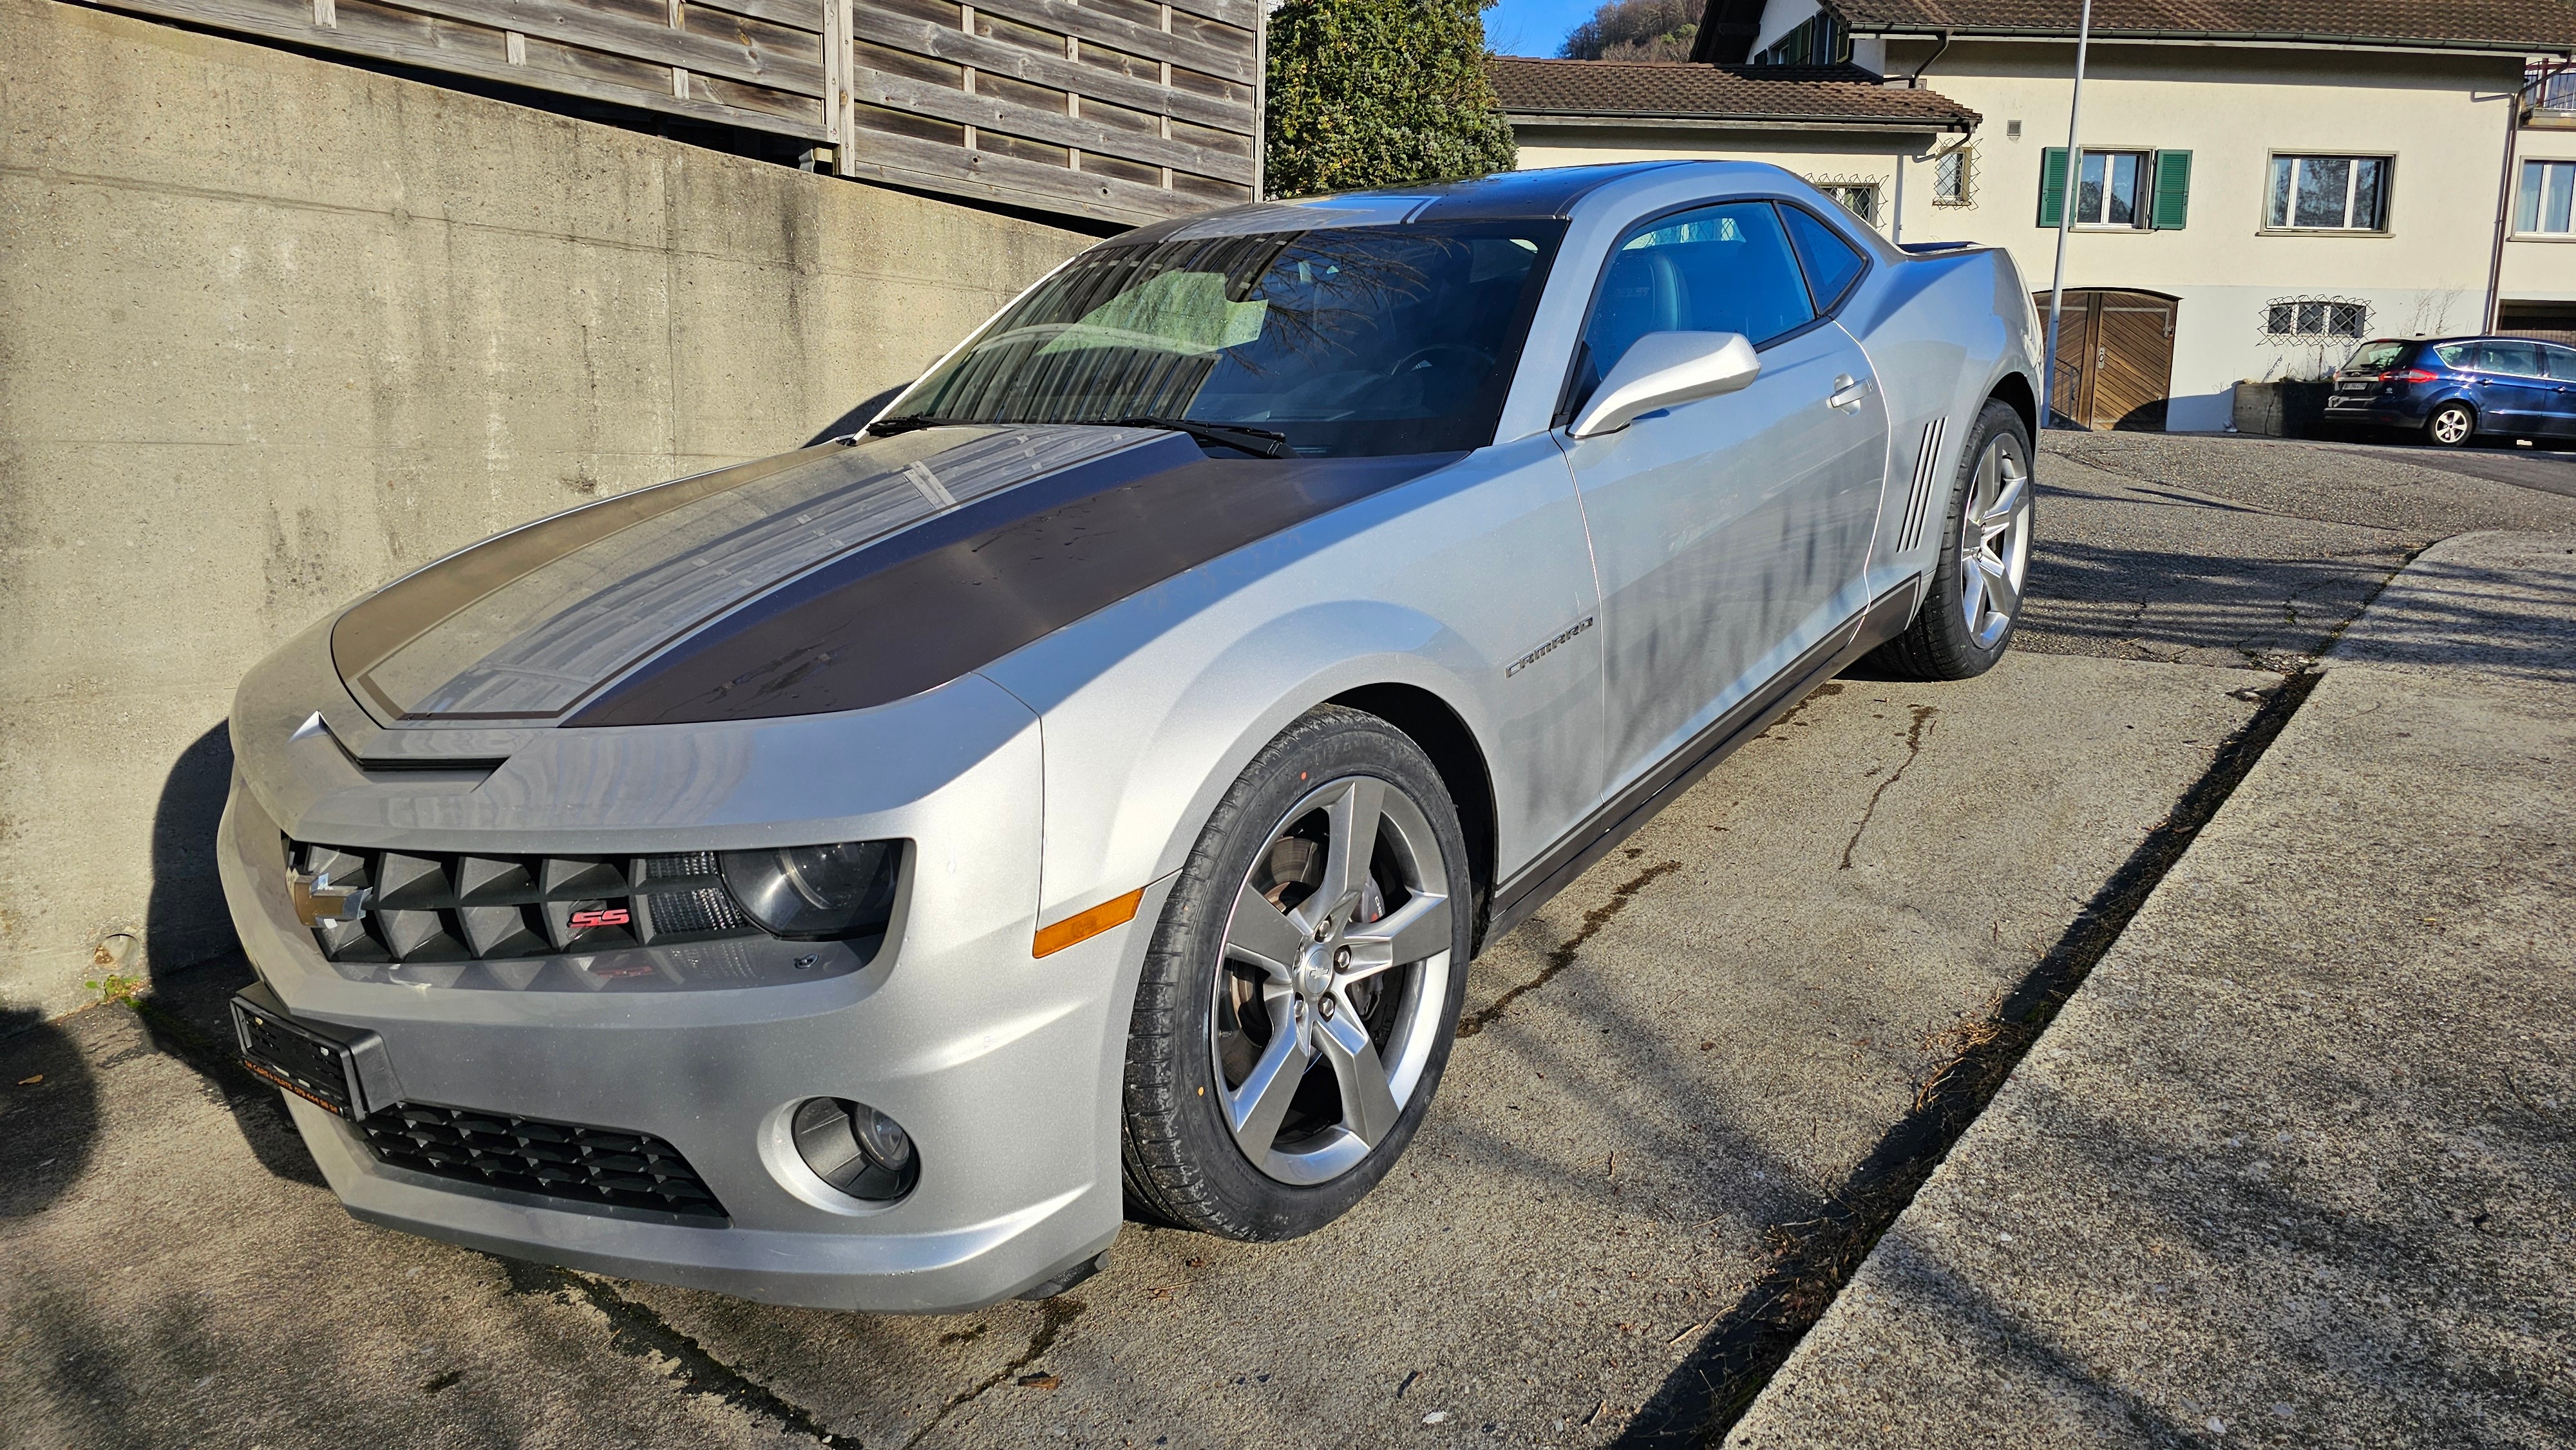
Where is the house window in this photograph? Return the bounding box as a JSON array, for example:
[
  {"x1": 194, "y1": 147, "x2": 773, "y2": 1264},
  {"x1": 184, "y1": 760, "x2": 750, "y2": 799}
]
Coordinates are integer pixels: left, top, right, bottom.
[
  {"x1": 2519, "y1": 159, "x2": 2575, "y2": 235},
  {"x1": 2267, "y1": 155, "x2": 2391, "y2": 231},
  {"x1": 2074, "y1": 151, "x2": 2151, "y2": 227},
  {"x1": 1754, "y1": 12, "x2": 1846, "y2": 66},
  {"x1": 1815, "y1": 183, "x2": 1878, "y2": 225},
  {"x1": 2264, "y1": 299, "x2": 2367, "y2": 339},
  {"x1": 1933, "y1": 149, "x2": 1973, "y2": 206}
]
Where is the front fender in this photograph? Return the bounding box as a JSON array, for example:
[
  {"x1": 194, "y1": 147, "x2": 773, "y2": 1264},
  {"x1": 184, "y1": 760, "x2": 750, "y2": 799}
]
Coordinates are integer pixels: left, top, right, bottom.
[
  {"x1": 983, "y1": 434, "x2": 1603, "y2": 937},
  {"x1": 1036, "y1": 598, "x2": 1490, "y2": 927}
]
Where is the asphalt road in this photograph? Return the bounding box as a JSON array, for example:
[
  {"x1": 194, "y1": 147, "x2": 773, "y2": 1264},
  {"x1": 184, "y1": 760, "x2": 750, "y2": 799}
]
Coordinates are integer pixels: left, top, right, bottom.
[{"x1": 5, "y1": 431, "x2": 2573, "y2": 1449}]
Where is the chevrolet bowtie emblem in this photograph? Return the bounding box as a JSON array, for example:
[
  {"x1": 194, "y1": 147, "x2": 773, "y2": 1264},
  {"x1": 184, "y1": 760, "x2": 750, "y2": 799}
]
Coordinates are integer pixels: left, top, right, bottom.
[{"x1": 289, "y1": 871, "x2": 372, "y2": 927}]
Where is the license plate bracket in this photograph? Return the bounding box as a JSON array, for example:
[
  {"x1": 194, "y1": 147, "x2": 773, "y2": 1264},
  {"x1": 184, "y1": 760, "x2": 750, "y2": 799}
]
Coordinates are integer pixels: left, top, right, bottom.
[{"x1": 231, "y1": 981, "x2": 392, "y2": 1120}]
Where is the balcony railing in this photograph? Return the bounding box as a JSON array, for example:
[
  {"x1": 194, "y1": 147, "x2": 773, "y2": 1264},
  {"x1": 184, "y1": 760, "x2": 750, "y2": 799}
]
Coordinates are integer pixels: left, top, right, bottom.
[{"x1": 88, "y1": 0, "x2": 1258, "y2": 223}]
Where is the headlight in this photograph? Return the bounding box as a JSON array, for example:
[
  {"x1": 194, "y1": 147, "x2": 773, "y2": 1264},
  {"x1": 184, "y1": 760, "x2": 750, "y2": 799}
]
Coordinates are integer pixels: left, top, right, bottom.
[{"x1": 719, "y1": 841, "x2": 900, "y2": 940}]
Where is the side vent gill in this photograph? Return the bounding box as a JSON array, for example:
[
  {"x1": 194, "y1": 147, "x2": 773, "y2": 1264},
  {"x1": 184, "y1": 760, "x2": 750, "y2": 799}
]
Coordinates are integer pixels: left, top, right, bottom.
[{"x1": 1899, "y1": 415, "x2": 1948, "y2": 554}]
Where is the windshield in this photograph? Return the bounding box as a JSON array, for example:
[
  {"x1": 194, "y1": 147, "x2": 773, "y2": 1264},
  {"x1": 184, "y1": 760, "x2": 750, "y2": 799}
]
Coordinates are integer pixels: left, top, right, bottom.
[
  {"x1": 2343, "y1": 340, "x2": 2410, "y2": 373},
  {"x1": 889, "y1": 221, "x2": 1567, "y2": 457}
]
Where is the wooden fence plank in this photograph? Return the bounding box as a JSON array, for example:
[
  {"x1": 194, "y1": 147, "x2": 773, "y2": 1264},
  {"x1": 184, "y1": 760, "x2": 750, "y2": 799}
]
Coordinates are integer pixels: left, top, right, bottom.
[
  {"x1": 851, "y1": 4, "x2": 1252, "y2": 135},
  {"x1": 690, "y1": 0, "x2": 824, "y2": 32},
  {"x1": 384, "y1": 0, "x2": 824, "y2": 94},
  {"x1": 853, "y1": 62, "x2": 1247, "y2": 180},
  {"x1": 1160, "y1": 0, "x2": 1256, "y2": 32},
  {"x1": 961, "y1": 0, "x2": 1251, "y2": 84},
  {"x1": 845, "y1": 122, "x2": 1228, "y2": 222}
]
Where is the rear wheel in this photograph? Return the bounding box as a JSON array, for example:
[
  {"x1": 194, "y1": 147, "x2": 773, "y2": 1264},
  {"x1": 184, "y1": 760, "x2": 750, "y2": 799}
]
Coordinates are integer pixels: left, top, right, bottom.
[
  {"x1": 2425, "y1": 401, "x2": 2476, "y2": 447},
  {"x1": 1120, "y1": 706, "x2": 1471, "y2": 1240},
  {"x1": 1867, "y1": 399, "x2": 2034, "y2": 681}
]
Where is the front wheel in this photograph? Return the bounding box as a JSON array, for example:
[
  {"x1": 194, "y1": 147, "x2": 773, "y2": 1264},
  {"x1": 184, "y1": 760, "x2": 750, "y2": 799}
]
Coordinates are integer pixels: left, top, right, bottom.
[
  {"x1": 1867, "y1": 399, "x2": 2035, "y2": 681},
  {"x1": 2425, "y1": 401, "x2": 2476, "y2": 448},
  {"x1": 1119, "y1": 706, "x2": 1472, "y2": 1240}
]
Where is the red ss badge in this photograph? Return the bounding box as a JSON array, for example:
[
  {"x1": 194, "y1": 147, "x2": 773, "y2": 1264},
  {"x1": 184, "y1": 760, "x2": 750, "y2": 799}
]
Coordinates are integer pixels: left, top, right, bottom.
[{"x1": 569, "y1": 907, "x2": 631, "y2": 929}]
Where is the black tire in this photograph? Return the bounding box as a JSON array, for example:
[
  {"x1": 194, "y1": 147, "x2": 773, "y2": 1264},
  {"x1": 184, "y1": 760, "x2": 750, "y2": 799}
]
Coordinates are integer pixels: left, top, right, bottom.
[
  {"x1": 1867, "y1": 399, "x2": 2034, "y2": 681},
  {"x1": 2424, "y1": 400, "x2": 2477, "y2": 448},
  {"x1": 1119, "y1": 706, "x2": 1473, "y2": 1240}
]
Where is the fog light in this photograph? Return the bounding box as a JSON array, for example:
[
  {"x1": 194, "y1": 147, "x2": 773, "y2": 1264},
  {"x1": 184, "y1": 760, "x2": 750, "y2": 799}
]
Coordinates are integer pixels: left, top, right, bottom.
[{"x1": 790, "y1": 1097, "x2": 919, "y2": 1201}]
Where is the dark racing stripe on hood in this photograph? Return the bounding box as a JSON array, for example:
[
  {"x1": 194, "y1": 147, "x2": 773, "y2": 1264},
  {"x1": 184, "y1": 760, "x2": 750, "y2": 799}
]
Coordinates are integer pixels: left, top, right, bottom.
[
  {"x1": 332, "y1": 425, "x2": 1171, "y2": 724},
  {"x1": 564, "y1": 446, "x2": 1463, "y2": 726}
]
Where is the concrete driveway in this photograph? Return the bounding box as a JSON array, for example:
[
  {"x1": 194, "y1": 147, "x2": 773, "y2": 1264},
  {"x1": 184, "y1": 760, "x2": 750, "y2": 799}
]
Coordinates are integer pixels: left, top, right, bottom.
[{"x1": 5, "y1": 433, "x2": 2573, "y2": 1449}]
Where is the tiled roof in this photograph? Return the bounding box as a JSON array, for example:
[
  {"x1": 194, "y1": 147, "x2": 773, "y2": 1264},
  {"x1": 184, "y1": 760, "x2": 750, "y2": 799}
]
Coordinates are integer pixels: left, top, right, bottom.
[
  {"x1": 1488, "y1": 58, "x2": 1982, "y2": 128},
  {"x1": 1826, "y1": 1, "x2": 2576, "y2": 52}
]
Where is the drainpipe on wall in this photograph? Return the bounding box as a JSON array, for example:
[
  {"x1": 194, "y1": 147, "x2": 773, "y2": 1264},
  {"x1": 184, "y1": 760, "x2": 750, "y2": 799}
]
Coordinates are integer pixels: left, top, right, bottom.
[
  {"x1": 1892, "y1": 144, "x2": 1905, "y2": 244},
  {"x1": 2484, "y1": 64, "x2": 2531, "y2": 332},
  {"x1": 2041, "y1": 0, "x2": 2094, "y2": 429}
]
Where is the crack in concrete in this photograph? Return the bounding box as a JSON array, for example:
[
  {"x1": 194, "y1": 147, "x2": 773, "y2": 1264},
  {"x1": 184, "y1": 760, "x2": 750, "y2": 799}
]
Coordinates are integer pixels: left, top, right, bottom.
[
  {"x1": 900, "y1": 1295, "x2": 1087, "y2": 1449},
  {"x1": 1457, "y1": 858, "x2": 1684, "y2": 1040},
  {"x1": 1838, "y1": 705, "x2": 1937, "y2": 871},
  {"x1": 499, "y1": 1259, "x2": 854, "y2": 1445},
  {"x1": 1613, "y1": 670, "x2": 2324, "y2": 1447}
]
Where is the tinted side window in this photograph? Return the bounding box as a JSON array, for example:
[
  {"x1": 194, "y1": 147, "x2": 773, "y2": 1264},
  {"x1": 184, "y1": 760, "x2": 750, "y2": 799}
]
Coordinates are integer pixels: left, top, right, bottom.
[
  {"x1": 1780, "y1": 204, "x2": 1867, "y2": 311},
  {"x1": 2434, "y1": 342, "x2": 2477, "y2": 368},
  {"x1": 1576, "y1": 202, "x2": 1815, "y2": 403},
  {"x1": 2546, "y1": 344, "x2": 2576, "y2": 381},
  {"x1": 2481, "y1": 341, "x2": 2544, "y2": 376}
]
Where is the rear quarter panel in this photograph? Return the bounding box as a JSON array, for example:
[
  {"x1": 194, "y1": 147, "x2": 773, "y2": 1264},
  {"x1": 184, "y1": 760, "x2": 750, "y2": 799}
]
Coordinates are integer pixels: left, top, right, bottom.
[{"x1": 1841, "y1": 247, "x2": 2042, "y2": 602}]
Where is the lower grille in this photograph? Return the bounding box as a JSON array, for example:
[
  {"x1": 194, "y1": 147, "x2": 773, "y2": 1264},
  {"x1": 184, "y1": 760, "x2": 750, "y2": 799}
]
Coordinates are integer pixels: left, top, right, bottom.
[{"x1": 360, "y1": 1102, "x2": 728, "y2": 1222}]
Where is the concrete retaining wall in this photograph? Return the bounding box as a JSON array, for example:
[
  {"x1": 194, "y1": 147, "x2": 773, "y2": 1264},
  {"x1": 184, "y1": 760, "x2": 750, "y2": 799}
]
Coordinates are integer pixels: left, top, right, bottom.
[{"x1": 0, "y1": 0, "x2": 1090, "y2": 1020}]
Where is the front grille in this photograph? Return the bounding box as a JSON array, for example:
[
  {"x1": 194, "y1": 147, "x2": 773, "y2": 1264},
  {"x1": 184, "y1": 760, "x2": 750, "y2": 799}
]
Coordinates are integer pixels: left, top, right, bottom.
[
  {"x1": 291, "y1": 841, "x2": 752, "y2": 965},
  {"x1": 361, "y1": 1102, "x2": 727, "y2": 1222}
]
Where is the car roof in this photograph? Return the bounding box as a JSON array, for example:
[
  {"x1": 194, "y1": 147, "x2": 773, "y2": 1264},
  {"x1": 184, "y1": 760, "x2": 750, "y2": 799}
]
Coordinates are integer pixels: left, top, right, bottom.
[
  {"x1": 2380, "y1": 335, "x2": 2568, "y2": 348},
  {"x1": 1119, "y1": 161, "x2": 1810, "y2": 245}
]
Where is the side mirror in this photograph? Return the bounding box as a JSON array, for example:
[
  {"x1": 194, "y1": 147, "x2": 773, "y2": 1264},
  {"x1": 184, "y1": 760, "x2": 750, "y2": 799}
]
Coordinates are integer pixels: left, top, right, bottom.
[{"x1": 1568, "y1": 332, "x2": 1761, "y2": 438}]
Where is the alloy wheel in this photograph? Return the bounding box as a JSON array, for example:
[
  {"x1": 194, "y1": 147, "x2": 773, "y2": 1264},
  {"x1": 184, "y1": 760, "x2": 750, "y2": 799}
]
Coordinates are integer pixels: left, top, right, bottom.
[
  {"x1": 2430, "y1": 406, "x2": 2473, "y2": 446},
  {"x1": 1211, "y1": 775, "x2": 1454, "y2": 1185},
  {"x1": 1957, "y1": 434, "x2": 2033, "y2": 650}
]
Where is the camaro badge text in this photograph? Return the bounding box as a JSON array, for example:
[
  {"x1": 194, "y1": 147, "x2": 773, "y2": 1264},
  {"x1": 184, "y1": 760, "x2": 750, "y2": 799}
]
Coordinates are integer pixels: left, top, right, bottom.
[{"x1": 1504, "y1": 616, "x2": 1596, "y2": 678}]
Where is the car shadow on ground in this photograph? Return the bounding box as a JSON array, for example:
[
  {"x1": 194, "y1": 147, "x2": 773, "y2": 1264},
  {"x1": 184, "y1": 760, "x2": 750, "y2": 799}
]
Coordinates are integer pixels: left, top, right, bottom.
[
  {"x1": 2016, "y1": 532, "x2": 2403, "y2": 666},
  {"x1": 134, "y1": 720, "x2": 326, "y2": 1190},
  {"x1": 0, "y1": 1008, "x2": 99, "y2": 1220}
]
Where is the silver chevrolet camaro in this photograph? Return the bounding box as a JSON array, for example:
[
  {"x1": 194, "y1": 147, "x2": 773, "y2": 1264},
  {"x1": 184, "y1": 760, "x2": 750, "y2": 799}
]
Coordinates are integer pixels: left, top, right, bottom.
[{"x1": 218, "y1": 161, "x2": 2042, "y2": 1312}]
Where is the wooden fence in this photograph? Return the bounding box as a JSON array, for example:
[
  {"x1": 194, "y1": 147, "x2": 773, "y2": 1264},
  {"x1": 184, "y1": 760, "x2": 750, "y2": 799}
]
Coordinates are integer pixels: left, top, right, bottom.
[{"x1": 86, "y1": 0, "x2": 1260, "y2": 224}]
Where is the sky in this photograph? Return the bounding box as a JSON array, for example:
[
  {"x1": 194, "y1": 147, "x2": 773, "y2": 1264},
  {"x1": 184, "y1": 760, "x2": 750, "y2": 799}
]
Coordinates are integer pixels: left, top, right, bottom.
[{"x1": 1481, "y1": 0, "x2": 1605, "y2": 58}]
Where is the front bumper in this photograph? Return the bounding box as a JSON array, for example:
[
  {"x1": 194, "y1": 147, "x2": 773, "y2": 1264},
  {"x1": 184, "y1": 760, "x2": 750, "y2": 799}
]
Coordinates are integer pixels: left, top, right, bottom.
[{"x1": 219, "y1": 645, "x2": 1162, "y2": 1312}]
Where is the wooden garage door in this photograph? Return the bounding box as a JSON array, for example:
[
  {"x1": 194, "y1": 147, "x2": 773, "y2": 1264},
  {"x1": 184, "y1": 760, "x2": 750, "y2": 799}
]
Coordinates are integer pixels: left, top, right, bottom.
[{"x1": 2035, "y1": 290, "x2": 2179, "y2": 431}]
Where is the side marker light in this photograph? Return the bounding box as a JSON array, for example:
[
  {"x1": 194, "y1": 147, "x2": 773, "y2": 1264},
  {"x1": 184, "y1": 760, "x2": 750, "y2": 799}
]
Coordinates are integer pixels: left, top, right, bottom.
[{"x1": 1033, "y1": 887, "x2": 1146, "y2": 958}]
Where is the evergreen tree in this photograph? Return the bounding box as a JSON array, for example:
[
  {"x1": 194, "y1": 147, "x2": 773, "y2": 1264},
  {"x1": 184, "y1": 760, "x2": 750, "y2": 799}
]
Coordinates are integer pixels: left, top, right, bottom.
[{"x1": 1264, "y1": 0, "x2": 1517, "y2": 198}]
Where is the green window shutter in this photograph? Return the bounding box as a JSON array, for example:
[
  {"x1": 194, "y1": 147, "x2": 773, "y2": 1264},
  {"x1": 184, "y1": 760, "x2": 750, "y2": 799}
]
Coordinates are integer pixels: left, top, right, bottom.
[
  {"x1": 2151, "y1": 149, "x2": 2192, "y2": 229},
  {"x1": 2038, "y1": 147, "x2": 2069, "y2": 227}
]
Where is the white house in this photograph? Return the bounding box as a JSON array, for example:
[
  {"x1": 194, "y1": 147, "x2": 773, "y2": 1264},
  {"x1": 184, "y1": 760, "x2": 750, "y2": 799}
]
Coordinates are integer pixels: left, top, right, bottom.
[{"x1": 1492, "y1": 1, "x2": 2576, "y2": 431}]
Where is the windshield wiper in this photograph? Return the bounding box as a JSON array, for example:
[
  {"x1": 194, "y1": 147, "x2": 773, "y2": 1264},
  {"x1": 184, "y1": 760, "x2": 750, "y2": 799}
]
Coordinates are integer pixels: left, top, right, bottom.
[
  {"x1": 1103, "y1": 416, "x2": 1291, "y2": 458},
  {"x1": 868, "y1": 413, "x2": 1291, "y2": 458},
  {"x1": 864, "y1": 414, "x2": 963, "y2": 437}
]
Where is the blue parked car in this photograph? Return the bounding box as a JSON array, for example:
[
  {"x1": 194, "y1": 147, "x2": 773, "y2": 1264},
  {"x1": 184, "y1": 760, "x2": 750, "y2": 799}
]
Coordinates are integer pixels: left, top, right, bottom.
[{"x1": 2325, "y1": 335, "x2": 2576, "y2": 446}]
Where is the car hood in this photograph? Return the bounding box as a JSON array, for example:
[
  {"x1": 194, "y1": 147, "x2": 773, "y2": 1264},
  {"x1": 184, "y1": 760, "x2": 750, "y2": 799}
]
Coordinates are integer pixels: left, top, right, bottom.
[{"x1": 330, "y1": 424, "x2": 1461, "y2": 730}]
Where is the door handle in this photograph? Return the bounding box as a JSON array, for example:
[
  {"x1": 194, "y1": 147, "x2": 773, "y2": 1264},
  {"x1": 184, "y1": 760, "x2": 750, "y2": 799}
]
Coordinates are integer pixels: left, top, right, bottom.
[{"x1": 1828, "y1": 375, "x2": 1868, "y2": 411}]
